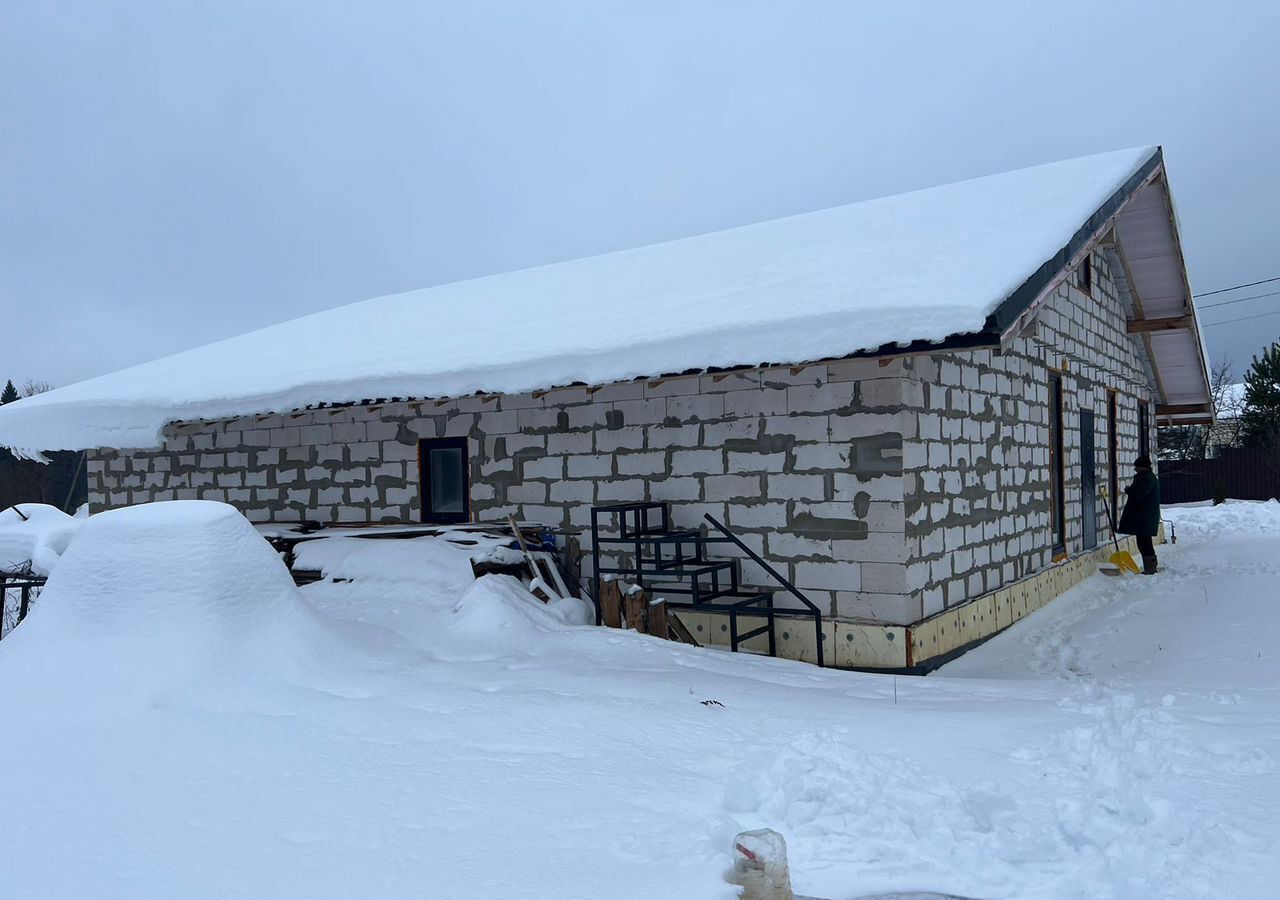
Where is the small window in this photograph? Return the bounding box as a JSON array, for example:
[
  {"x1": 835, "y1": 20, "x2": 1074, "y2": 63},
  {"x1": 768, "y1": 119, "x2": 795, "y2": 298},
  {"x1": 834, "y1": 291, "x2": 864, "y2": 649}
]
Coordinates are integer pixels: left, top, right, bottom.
[
  {"x1": 1077, "y1": 255, "x2": 1093, "y2": 294},
  {"x1": 419, "y1": 437, "x2": 470, "y2": 524}
]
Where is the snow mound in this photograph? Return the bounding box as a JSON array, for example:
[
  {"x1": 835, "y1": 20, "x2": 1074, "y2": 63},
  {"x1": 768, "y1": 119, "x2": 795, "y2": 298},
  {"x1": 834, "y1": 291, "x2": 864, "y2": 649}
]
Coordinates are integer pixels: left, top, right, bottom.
[
  {"x1": 0, "y1": 503, "x2": 81, "y2": 575},
  {"x1": 0, "y1": 501, "x2": 347, "y2": 709},
  {"x1": 446, "y1": 574, "x2": 590, "y2": 655},
  {"x1": 1163, "y1": 498, "x2": 1280, "y2": 541}
]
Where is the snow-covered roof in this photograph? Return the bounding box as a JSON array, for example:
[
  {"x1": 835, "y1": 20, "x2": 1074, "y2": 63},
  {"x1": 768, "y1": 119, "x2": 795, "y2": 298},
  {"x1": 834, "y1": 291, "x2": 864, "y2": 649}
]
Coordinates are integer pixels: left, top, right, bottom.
[{"x1": 1, "y1": 146, "x2": 1164, "y2": 452}]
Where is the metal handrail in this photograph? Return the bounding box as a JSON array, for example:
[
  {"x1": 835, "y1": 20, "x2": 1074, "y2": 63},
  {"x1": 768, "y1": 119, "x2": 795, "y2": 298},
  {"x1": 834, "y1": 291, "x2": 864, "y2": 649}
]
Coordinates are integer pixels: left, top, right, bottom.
[
  {"x1": 702, "y1": 514, "x2": 820, "y2": 615},
  {"x1": 703, "y1": 513, "x2": 824, "y2": 667}
]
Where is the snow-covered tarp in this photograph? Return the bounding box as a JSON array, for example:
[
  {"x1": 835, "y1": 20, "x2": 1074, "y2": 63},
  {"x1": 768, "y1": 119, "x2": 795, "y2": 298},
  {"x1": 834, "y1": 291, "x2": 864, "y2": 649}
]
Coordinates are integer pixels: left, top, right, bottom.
[{"x1": 0, "y1": 147, "x2": 1158, "y2": 453}]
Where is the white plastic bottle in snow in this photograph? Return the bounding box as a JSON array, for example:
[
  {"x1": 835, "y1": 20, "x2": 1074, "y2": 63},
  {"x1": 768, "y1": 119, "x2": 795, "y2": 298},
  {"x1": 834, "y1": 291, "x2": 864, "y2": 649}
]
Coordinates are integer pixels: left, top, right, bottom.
[{"x1": 730, "y1": 829, "x2": 793, "y2": 900}]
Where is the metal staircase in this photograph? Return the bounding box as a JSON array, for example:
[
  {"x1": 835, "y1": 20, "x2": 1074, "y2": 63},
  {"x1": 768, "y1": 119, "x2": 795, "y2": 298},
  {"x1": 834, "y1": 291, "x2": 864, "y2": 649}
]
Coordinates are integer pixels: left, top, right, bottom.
[{"x1": 589, "y1": 502, "x2": 824, "y2": 665}]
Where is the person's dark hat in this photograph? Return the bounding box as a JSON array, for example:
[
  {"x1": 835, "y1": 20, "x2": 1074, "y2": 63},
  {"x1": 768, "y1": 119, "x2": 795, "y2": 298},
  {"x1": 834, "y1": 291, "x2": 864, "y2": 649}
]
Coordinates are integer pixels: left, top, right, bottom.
[{"x1": 1134, "y1": 454, "x2": 1152, "y2": 469}]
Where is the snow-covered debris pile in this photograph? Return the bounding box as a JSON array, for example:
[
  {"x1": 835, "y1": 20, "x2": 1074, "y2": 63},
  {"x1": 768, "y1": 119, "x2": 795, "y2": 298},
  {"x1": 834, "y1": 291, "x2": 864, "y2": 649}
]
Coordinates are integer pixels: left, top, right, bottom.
[
  {"x1": 294, "y1": 534, "x2": 593, "y2": 657},
  {"x1": 449, "y1": 574, "x2": 593, "y2": 651},
  {"x1": 0, "y1": 500, "x2": 346, "y2": 707},
  {"x1": 0, "y1": 503, "x2": 81, "y2": 575},
  {"x1": 293, "y1": 532, "x2": 510, "y2": 585}
]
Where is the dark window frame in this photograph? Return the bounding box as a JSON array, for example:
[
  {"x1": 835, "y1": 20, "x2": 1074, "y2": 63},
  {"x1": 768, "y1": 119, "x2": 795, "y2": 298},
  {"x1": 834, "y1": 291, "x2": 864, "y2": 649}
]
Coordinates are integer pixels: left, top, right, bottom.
[
  {"x1": 418, "y1": 436, "x2": 471, "y2": 524},
  {"x1": 1048, "y1": 371, "x2": 1066, "y2": 555},
  {"x1": 1107, "y1": 389, "x2": 1119, "y2": 510},
  {"x1": 1077, "y1": 254, "x2": 1093, "y2": 295},
  {"x1": 1138, "y1": 401, "x2": 1150, "y2": 459}
]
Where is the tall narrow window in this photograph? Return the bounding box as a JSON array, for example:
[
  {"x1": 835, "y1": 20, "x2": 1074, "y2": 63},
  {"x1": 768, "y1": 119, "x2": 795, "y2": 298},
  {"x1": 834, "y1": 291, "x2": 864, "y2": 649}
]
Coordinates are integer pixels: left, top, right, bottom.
[
  {"x1": 1049, "y1": 372, "x2": 1066, "y2": 554},
  {"x1": 1107, "y1": 390, "x2": 1119, "y2": 508},
  {"x1": 1138, "y1": 402, "x2": 1150, "y2": 459},
  {"x1": 419, "y1": 437, "x2": 469, "y2": 524}
]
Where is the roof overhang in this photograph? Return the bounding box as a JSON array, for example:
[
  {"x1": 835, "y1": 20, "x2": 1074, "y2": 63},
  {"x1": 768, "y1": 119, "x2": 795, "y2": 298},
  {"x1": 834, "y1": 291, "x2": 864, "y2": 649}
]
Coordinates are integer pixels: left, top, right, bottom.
[
  {"x1": 991, "y1": 148, "x2": 1214, "y2": 427},
  {"x1": 1110, "y1": 168, "x2": 1214, "y2": 426}
]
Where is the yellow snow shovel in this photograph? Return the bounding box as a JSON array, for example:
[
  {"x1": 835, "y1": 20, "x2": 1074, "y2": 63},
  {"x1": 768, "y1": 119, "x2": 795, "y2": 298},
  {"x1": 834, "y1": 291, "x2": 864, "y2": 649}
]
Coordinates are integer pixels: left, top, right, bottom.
[{"x1": 1101, "y1": 487, "x2": 1141, "y2": 574}]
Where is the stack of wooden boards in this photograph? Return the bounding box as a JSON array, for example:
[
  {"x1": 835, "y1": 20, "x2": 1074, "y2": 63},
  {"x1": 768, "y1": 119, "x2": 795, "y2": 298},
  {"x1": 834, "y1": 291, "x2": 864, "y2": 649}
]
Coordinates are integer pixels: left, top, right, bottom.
[{"x1": 597, "y1": 579, "x2": 699, "y2": 646}]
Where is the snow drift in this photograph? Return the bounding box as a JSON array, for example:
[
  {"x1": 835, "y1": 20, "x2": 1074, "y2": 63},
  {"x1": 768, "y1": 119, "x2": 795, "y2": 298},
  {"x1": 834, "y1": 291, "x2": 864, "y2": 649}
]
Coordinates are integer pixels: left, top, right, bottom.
[
  {"x1": 0, "y1": 503, "x2": 81, "y2": 575},
  {"x1": 0, "y1": 501, "x2": 348, "y2": 710}
]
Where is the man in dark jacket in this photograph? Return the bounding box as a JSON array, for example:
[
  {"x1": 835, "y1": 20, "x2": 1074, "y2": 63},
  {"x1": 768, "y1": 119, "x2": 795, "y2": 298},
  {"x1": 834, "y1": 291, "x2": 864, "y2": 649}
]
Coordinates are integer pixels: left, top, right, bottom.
[{"x1": 1118, "y1": 454, "x2": 1161, "y2": 574}]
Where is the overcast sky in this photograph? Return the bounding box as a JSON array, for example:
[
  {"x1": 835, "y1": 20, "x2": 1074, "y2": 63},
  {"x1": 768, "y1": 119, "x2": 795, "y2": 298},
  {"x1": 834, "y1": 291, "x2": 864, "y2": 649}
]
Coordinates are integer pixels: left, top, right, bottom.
[{"x1": 3, "y1": 0, "x2": 1278, "y2": 388}]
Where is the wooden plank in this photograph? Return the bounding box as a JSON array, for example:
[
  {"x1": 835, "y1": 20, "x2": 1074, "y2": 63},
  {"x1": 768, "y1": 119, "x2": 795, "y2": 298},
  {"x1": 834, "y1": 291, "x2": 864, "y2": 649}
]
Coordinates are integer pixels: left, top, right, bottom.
[
  {"x1": 647, "y1": 598, "x2": 669, "y2": 640},
  {"x1": 1127, "y1": 314, "x2": 1194, "y2": 333},
  {"x1": 666, "y1": 611, "x2": 700, "y2": 646},
  {"x1": 1156, "y1": 402, "x2": 1212, "y2": 416},
  {"x1": 599, "y1": 580, "x2": 623, "y2": 629},
  {"x1": 624, "y1": 588, "x2": 648, "y2": 632}
]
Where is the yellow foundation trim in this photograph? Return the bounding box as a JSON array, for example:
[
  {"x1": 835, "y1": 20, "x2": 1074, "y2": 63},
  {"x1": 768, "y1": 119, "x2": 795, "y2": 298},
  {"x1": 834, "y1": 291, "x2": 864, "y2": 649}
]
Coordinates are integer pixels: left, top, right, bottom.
[{"x1": 670, "y1": 528, "x2": 1162, "y2": 672}]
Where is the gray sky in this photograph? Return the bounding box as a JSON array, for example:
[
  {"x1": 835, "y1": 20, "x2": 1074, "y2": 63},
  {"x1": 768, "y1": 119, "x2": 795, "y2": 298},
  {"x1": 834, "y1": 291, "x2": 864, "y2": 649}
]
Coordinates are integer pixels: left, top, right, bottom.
[{"x1": 3, "y1": 0, "x2": 1278, "y2": 387}]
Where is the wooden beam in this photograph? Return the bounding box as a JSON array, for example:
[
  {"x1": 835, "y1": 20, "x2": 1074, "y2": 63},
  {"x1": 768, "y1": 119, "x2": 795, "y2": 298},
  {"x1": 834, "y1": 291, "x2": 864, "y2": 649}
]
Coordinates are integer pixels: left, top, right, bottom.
[
  {"x1": 1127, "y1": 314, "x2": 1194, "y2": 334},
  {"x1": 599, "y1": 580, "x2": 623, "y2": 629},
  {"x1": 1156, "y1": 402, "x2": 1212, "y2": 416},
  {"x1": 1159, "y1": 415, "x2": 1214, "y2": 426},
  {"x1": 666, "y1": 611, "x2": 700, "y2": 646},
  {"x1": 624, "y1": 588, "x2": 648, "y2": 632},
  {"x1": 647, "y1": 598, "x2": 669, "y2": 640}
]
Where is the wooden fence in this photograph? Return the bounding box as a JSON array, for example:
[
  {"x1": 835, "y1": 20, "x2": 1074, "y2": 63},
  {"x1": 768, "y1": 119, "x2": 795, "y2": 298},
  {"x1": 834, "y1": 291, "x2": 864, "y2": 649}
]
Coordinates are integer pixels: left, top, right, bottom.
[{"x1": 1158, "y1": 446, "x2": 1280, "y2": 504}]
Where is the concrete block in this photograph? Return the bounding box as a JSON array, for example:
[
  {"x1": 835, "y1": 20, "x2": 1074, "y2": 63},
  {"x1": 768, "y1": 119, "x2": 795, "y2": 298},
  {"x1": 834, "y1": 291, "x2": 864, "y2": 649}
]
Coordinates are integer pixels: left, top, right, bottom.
[
  {"x1": 704, "y1": 474, "x2": 763, "y2": 501},
  {"x1": 332, "y1": 422, "x2": 367, "y2": 443},
  {"x1": 791, "y1": 443, "x2": 849, "y2": 471},
  {"x1": 727, "y1": 451, "x2": 786, "y2": 473},
  {"x1": 766, "y1": 473, "x2": 825, "y2": 501},
  {"x1": 671, "y1": 449, "x2": 724, "y2": 476},
  {"x1": 612, "y1": 398, "x2": 667, "y2": 426},
  {"x1": 667, "y1": 394, "x2": 725, "y2": 422},
  {"x1": 794, "y1": 560, "x2": 861, "y2": 592},
  {"x1": 550, "y1": 481, "x2": 595, "y2": 503},
  {"x1": 567, "y1": 455, "x2": 613, "y2": 478},
  {"x1": 617, "y1": 451, "x2": 668, "y2": 476},
  {"x1": 523, "y1": 456, "x2": 565, "y2": 480}
]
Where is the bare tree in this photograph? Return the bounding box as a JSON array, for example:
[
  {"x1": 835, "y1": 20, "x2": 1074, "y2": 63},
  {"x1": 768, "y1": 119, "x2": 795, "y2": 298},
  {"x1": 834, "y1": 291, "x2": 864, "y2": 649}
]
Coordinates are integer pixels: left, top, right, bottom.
[
  {"x1": 19, "y1": 379, "x2": 54, "y2": 398},
  {"x1": 1158, "y1": 357, "x2": 1238, "y2": 460}
]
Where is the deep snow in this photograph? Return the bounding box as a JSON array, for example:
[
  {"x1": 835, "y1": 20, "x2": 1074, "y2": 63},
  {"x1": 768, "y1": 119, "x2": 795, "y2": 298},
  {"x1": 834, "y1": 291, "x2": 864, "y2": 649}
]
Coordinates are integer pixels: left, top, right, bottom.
[
  {"x1": 0, "y1": 147, "x2": 1157, "y2": 453},
  {"x1": 1, "y1": 499, "x2": 1277, "y2": 899},
  {"x1": 0, "y1": 503, "x2": 80, "y2": 575}
]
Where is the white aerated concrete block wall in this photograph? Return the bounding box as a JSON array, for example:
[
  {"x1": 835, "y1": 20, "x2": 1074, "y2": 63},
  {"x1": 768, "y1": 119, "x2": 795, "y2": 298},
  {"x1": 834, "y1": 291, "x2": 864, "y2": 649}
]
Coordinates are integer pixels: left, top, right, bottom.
[
  {"x1": 901, "y1": 250, "x2": 1158, "y2": 616},
  {"x1": 89, "y1": 360, "x2": 916, "y2": 622}
]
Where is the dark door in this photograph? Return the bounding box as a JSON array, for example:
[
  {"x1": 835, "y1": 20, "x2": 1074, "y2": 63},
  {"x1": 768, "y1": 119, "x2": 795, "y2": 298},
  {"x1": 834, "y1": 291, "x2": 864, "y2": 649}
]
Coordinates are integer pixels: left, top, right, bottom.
[{"x1": 1081, "y1": 410, "x2": 1097, "y2": 550}]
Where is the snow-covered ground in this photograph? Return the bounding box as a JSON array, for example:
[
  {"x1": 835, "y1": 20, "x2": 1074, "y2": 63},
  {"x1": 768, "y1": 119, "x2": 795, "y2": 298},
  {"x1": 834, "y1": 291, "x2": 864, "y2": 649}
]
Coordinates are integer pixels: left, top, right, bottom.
[{"x1": 1, "y1": 500, "x2": 1277, "y2": 900}]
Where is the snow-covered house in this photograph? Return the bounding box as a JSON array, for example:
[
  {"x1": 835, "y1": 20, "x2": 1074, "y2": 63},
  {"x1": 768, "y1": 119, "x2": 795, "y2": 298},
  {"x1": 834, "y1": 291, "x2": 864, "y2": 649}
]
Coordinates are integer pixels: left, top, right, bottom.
[{"x1": 0, "y1": 146, "x2": 1213, "y2": 670}]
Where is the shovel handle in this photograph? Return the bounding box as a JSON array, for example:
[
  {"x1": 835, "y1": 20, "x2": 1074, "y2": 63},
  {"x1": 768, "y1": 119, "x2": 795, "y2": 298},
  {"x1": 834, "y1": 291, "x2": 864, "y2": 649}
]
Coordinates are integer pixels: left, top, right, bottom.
[{"x1": 1099, "y1": 488, "x2": 1123, "y2": 552}]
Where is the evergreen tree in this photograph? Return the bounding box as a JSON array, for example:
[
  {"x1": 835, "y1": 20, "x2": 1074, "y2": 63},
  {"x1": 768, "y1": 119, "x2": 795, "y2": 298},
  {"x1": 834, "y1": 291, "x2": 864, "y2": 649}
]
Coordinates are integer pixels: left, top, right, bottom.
[
  {"x1": 1240, "y1": 342, "x2": 1280, "y2": 448},
  {"x1": 0, "y1": 380, "x2": 17, "y2": 404}
]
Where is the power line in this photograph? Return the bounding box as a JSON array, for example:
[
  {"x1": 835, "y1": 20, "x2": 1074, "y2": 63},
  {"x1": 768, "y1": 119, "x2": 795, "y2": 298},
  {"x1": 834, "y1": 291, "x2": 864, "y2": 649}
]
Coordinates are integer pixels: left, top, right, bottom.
[
  {"x1": 1196, "y1": 275, "x2": 1280, "y2": 297},
  {"x1": 1202, "y1": 308, "x2": 1280, "y2": 327},
  {"x1": 1198, "y1": 288, "x2": 1280, "y2": 310}
]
